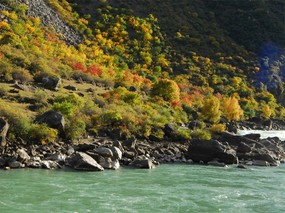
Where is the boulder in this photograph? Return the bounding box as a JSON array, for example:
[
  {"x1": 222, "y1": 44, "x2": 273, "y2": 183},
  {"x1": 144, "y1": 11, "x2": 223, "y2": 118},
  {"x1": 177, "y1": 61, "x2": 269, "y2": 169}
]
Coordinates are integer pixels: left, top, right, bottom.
[
  {"x1": 17, "y1": 148, "x2": 30, "y2": 163},
  {"x1": 35, "y1": 110, "x2": 65, "y2": 133},
  {"x1": 64, "y1": 85, "x2": 78, "y2": 91},
  {"x1": 164, "y1": 123, "x2": 177, "y2": 137},
  {"x1": 0, "y1": 118, "x2": 9, "y2": 147},
  {"x1": 94, "y1": 147, "x2": 113, "y2": 158},
  {"x1": 187, "y1": 139, "x2": 237, "y2": 164},
  {"x1": 0, "y1": 157, "x2": 6, "y2": 167},
  {"x1": 42, "y1": 76, "x2": 62, "y2": 90},
  {"x1": 111, "y1": 146, "x2": 122, "y2": 160},
  {"x1": 67, "y1": 152, "x2": 104, "y2": 171},
  {"x1": 27, "y1": 160, "x2": 42, "y2": 168},
  {"x1": 46, "y1": 153, "x2": 66, "y2": 165},
  {"x1": 97, "y1": 157, "x2": 120, "y2": 170},
  {"x1": 218, "y1": 131, "x2": 257, "y2": 147},
  {"x1": 130, "y1": 157, "x2": 156, "y2": 169},
  {"x1": 113, "y1": 140, "x2": 124, "y2": 151},
  {"x1": 252, "y1": 160, "x2": 270, "y2": 167},
  {"x1": 8, "y1": 160, "x2": 24, "y2": 168},
  {"x1": 123, "y1": 136, "x2": 137, "y2": 149},
  {"x1": 75, "y1": 143, "x2": 96, "y2": 152},
  {"x1": 41, "y1": 160, "x2": 60, "y2": 169}
]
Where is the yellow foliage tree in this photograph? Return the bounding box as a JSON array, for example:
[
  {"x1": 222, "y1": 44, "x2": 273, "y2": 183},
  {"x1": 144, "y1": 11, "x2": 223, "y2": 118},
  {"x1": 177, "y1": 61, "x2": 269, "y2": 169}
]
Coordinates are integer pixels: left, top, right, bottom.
[
  {"x1": 221, "y1": 96, "x2": 243, "y2": 121},
  {"x1": 151, "y1": 79, "x2": 180, "y2": 102},
  {"x1": 201, "y1": 96, "x2": 221, "y2": 123},
  {"x1": 261, "y1": 104, "x2": 272, "y2": 119}
]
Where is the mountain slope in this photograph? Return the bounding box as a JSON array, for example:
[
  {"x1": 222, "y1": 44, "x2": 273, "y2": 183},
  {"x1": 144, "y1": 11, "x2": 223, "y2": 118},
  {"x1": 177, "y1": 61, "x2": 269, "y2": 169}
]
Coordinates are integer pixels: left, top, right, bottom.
[{"x1": 0, "y1": 0, "x2": 284, "y2": 144}]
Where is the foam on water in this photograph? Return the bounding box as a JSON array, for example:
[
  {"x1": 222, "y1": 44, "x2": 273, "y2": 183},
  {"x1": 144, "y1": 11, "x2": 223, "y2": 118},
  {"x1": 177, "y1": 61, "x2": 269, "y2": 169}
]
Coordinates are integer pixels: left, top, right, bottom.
[{"x1": 237, "y1": 130, "x2": 285, "y2": 140}]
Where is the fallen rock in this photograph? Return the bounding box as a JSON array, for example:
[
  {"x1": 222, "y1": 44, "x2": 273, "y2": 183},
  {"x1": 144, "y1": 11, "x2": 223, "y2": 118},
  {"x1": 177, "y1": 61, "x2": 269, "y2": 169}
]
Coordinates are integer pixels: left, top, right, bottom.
[
  {"x1": 94, "y1": 147, "x2": 113, "y2": 158},
  {"x1": 41, "y1": 160, "x2": 60, "y2": 169},
  {"x1": 67, "y1": 152, "x2": 104, "y2": 171},
  {"x1": 0, "y1": 118, "x2": 9, "y2": 147},
  {"x1": 187, "y1": 139, "x2": 237, "y2": 164},
  {"x1": 8, "y1": 160, "x2": 24, "y2": 168},
  {"x1": 17, "y1": 148, "x2": 30, "y2": 163},
  {"x1": 130, "y1": 157, "x2": 156, "y2": 169},
  {"x1": 35, "y1": 110, "x2": 65, "y2": 133},
  {"x1": 42, "y1": 76, "x2": 62, "y2": 90},
  {"x1": 111, "y1": 146, "x2": 122, "y2": 160},
  {"x1": 46, "y1": 153, "x2": 66, "y2": 165}
]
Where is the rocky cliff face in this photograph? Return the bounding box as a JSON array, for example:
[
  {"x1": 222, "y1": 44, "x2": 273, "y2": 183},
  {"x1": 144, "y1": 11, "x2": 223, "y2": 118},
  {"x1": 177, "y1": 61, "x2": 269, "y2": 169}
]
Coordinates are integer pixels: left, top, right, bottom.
[{"x1": 13, "y1": 0, "x2": 82, "y2": 45}]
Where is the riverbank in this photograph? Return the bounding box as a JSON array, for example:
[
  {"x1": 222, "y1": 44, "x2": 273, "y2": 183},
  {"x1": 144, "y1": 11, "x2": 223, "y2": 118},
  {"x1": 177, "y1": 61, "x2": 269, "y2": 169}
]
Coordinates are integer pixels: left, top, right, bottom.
[{"x1": 1, "y1": 127, "x2": 285, "y2": 171}]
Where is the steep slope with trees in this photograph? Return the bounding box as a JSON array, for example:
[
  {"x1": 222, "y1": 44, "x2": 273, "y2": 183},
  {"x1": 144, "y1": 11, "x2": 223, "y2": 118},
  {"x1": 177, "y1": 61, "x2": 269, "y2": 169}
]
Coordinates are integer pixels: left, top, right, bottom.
[{"x1": 0, "y1": 0, "x2": 284, "y2": 145}]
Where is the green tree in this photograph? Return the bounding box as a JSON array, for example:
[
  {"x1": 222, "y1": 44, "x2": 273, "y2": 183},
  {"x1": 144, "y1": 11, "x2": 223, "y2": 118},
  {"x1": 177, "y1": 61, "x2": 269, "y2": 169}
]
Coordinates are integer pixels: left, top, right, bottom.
[{"x1": 151, "y1": 79, "x2": 180, "y2": 102}]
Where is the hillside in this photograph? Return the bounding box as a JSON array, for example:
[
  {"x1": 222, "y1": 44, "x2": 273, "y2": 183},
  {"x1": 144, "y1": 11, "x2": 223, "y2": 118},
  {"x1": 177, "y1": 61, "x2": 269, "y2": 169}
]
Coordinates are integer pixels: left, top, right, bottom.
[{"x1": 0, "y1": 0, "x2": 284, "y2": 145}]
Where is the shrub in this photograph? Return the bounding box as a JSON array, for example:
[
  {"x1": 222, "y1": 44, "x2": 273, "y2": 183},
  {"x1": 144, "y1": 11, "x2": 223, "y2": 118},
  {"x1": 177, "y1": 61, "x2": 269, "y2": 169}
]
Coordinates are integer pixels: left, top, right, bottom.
[
  {"x1": 209, "y1": 124, "x2": 226, "y2": 133},
  {"x1": 53, "y1": 93, "x2": 83, "y2": 116},
  {"x1": 29, "y1": 124, "x2": 58, "y2": 144},
  {"x1": 191, "y1": 129, "x2": 211, "y2": 140},
  {"x1": 65, "y1": 116, "x2": 86, "y2": 141}
]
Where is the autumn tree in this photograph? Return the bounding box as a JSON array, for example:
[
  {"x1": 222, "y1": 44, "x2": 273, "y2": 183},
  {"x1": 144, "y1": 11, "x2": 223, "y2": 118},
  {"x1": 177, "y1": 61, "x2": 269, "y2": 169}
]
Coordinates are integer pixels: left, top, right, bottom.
[
  {"x1": 151, "y1": 79, "x2": 180, "y2": 102},
  {"x1": 221, "y1": 96, "x2": 243, "y2": 121},
  {"x1": 201, "y1": 96, "x2": 221, "y2": 123}
]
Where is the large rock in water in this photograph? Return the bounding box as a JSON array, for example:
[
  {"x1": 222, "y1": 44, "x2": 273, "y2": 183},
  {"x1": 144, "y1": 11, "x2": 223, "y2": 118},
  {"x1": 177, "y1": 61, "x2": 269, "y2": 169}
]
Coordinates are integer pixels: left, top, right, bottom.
[
  {"x1": 187, "y1": 139, "x2": 237, "y2": 164},
  {"x1": 35, "y1": 110, "x2": 65, "y2": 133},
  {"x1": 67, "y1": 152, "x2": 104, "y2": 171},
  {"x1": 0, "y1": 118, "x2": 9, "y2": 147},
  {"x1": 130, "y1": 157, "x2": 156, "y2": 169}
]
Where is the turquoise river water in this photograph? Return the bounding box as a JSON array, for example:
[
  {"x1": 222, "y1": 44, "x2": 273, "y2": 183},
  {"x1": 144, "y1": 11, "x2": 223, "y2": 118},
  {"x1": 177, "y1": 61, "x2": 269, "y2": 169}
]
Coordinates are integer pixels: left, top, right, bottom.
[{"x1": 0, "y1": 164, "x2": 284, "y2": 213}]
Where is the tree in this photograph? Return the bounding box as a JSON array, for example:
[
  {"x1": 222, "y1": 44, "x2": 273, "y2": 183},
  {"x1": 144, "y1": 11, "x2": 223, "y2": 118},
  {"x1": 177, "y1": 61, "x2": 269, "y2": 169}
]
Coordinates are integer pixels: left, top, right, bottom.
[
  {"x1": 151, "y1": 79, "x2": 180, "y2": 102},
  {"x1": 221, "y1": 96, "x2": 243, "y2": 121},
  {"x1": 201, "y1": 96, "x2": 221, "y2": 123}
]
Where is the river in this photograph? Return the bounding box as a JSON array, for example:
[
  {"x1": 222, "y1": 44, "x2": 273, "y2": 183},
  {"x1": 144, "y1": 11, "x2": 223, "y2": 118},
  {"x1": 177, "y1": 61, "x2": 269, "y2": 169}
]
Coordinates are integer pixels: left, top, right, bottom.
[
  {"x1": 0, "y1": 131, "x2": 285, "y2": 213},
  {"x1": 0, "y1": 164, "x2": 284, "y2": 213}
]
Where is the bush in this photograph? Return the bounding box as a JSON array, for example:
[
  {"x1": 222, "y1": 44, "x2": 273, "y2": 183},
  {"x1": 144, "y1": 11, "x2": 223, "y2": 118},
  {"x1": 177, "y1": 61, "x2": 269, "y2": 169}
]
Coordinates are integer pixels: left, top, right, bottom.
[
  {"x1": 191, "y1": 129, "x2": 211, "y2": 140},
  {"x1": 65, "y1": 116, "x2": 86, "y2": 141},
  {"x1": 151, "y1": 79, "x2": 180, "y2": 102},
  {"x1": 209, "y1": 124, "x2": 226, "y2": 133},
  {"x1": 29, "y1": 124, "x2": 58, "y2": 144}
]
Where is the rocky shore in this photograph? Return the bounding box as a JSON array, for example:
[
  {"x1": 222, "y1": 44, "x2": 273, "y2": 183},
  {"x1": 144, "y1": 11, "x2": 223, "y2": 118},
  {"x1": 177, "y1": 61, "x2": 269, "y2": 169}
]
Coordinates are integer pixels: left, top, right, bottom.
[{"x1": 1, "y1": 118, "x2": 285, "y2": 171}]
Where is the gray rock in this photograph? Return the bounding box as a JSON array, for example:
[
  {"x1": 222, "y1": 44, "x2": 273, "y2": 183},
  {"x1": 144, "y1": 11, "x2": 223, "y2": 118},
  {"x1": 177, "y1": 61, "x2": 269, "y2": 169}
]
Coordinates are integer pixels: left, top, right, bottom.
[
  {"x1": 123, "y1": 136, "x2": 137, "y2": 149},
  {"x1": 0, "y1": 118, "x2": 9, "y2": 147},
  {"x1": 36, "y1": 110, "x2": 65, "y2": 133},
  {"x1": 67, "y1": 152, "x2": 104, "y2": 171},
  {"x1": 8, "y1": 160, "x2": 23, "y2": 168},
  {"x1": 94, "y1": 147, "x2": 113, "y2": 158},
  {"x1": 111, "y1": 146, "x2": 122, "y2": 160},
  {"x1": 17, "y1": 148, "x2": 30, "y2": 163},
  {"x1": 130, "y1": 157, "x2": 156, "y2": 169},
  {"x1": 41, "y1": 160, "x2": 60, "y2": 169},
  {"x1": 46, "y1": 153, "x2": 66, "y2": 164},
  {"x1": 0, "y1": 157, "x2": 6, "y2": 167},
  {"x1": 252, "y1": 160, "x2": 270, "y2": 167},
  {"x1": 27, "y1": 160, "x2": 42, "y2": 168},
  {"x1": 187, "y1": 139, "x2": 237, "y2": 164},
  {"x1": 75, "y1": 143, "x2": 96, "y2": 152},
  {"x1": 42, "y1": 76, "x2": 62, "y2": 91}
]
